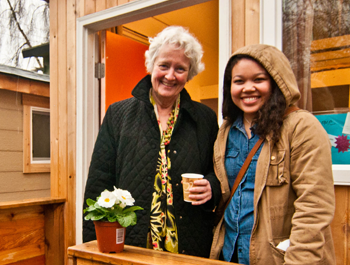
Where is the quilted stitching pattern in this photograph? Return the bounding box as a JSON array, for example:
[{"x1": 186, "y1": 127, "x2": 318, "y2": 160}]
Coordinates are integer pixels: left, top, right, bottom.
[{"x1": 83, "y1": 76, "x2": 220, "y2": 258}]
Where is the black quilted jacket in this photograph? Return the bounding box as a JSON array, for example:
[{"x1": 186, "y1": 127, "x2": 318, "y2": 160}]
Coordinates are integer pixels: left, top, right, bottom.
[{"x1": 83, "y1": 75, "x2": 221, "y2": 258}]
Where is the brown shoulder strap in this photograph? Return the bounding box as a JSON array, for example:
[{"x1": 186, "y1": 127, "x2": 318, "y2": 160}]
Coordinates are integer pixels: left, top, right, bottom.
[
  {"x1": 219, "y1": 106, "x2": 300, "y2": 218},
  {"x1": 283, "y1": 105, "x2": 300, "y2": 118},
  {"x1": 222, "y1": 137, "x2": 264, "y2": 213}
]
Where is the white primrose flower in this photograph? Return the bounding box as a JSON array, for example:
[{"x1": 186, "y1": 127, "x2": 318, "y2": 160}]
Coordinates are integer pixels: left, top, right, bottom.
[
  {"x1": 97, "y1": 190, "x2": 117, "y2": 208},
  {"x1": 113, "y1": 187, "x2": 135, "y2": 207}
]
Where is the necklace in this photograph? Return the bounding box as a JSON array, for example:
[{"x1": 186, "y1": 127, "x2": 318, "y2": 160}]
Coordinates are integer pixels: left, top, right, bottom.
[{"x1": 244, "y1": 116, "x2": 252, "y2": 126}]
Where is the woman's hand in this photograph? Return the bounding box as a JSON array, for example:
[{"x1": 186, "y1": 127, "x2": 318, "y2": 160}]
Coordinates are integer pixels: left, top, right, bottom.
[{"x1": 188, "y1": 179, "x2": 212, "y2": 205}]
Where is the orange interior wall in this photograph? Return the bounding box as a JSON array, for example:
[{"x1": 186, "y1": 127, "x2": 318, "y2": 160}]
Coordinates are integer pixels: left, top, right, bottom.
[{"x1": 105, "y1": 31, "x2": 149, "y2": 112}]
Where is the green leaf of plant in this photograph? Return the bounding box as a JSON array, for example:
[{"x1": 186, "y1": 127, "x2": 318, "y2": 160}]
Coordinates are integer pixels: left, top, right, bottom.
[
  {"x1": 84, "y1": 212, "x2": 95, "y2": 220},
  {"x1": 107, "y1": 216, "x2": 118, "y2": 222},
  {"x1": 91, "y1": 214, "x2": 105, "y2": 221},
  {"x1": 86, "y1": 198, "x2": 96, "y2": 206},
  {"x1": 117, "y1": 212, "x2": 137, "y2": 227},
  {"x1": 84, "y1": 204, "x2": 97, "y2": 213},
  {"x1": 123, "y1": 206, "x2": 143, "y2": 214}
]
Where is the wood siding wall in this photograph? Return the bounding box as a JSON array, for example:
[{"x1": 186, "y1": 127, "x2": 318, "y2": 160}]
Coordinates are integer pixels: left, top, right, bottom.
[
  {"x1": 49, "y1": 0, "x2": 133, "y2": 262},
  {"x1": 0, "y1": 89, "x2": 50, "y2": 202}
]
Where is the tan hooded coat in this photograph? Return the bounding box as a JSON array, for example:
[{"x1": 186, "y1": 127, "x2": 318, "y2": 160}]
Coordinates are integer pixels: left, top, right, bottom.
[{"x1": 210, "y1": 45, "x2": 335, "y2": 264}]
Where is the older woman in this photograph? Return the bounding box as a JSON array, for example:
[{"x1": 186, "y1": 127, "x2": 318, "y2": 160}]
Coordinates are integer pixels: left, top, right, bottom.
[{"x1": 83, "y1": 26, "x2": 220, "y2": 258}]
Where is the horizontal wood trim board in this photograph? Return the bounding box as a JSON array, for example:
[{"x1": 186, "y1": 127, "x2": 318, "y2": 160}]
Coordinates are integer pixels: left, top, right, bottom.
[
  {"x1": 311, "y1": 48, "x2": 350, "y2": 62},
  {"x1": 23, "y1": 164, "x2": 51, "y2": 174},
  {"x1": 0, "y1": 205, "x2": 43, "y2": 222},
  {"x1": 311, "y1": 35, "x2": 350, "y2": 51},
  {"x1": 0, "y1": 73, "x2": 49, "y2": 98},
  {"x1": 0, "y1": 90, "x2": 22, "y2": 110},
  {"x1": 311, "y1": 63, "x2": 350, "y2": 73},
  {"x1": 6, "y1": 255, "x2": 45, "y2": 265},
  {"x1": 22, "y1": 94, "x2": 50, "y2": 108},
  {"x1": 0, "y1": 242, "x2": 45, "y2": 265},
  {"x1": 0, "y1": 197, "x2": 65, "y2": 210},
  {"x1": 68, "y1": 241, "x2": 232, "y2": 265},
  {"x1": 311, "y1": 68, "x2": 350, "y2": 88}
]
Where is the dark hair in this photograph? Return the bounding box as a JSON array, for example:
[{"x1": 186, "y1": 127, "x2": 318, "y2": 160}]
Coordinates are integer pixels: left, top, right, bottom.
[{"x1": 222, "y1": 55, "x2": 286, "y2": 142}]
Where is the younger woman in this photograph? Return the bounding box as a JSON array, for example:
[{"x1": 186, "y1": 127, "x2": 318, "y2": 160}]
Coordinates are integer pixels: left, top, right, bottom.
[{"x1": 210, "y1": 44, "x2": 335, "y2": 264}]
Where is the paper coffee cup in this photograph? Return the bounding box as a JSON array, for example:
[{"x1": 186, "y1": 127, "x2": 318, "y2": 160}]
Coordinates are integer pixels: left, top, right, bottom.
[{"x1": 181, "y1": 173, "x2": 204, "y2": 202}]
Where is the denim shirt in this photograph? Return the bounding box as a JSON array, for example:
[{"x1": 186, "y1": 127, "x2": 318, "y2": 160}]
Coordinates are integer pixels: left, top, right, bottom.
[{"x1": 223, "y1": 116, "x2": 263, "y2": 264}]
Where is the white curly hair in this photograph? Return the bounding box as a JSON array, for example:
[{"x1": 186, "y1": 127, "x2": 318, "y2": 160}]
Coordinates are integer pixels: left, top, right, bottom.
[{"x1": 145, "y1": 26, "x2": 205, "y2": 81}]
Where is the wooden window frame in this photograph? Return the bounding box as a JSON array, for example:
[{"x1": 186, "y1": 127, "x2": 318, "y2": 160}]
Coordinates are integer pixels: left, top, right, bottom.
[{"x1": 23, "y1": 94, "x2": 50, "y2": 173}]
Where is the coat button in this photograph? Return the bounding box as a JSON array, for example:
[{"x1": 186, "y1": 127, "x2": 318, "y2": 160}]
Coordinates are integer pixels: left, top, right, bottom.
[
  {"x1": 173, "y1": 150, "x2": 177, "y2": 154},
  {"x1": 179, "y1": 216, "x2": 182, "y2": 219},
  {"x1": 182, "y1": 250, "x2": 185, "y2": 254},
  {"x1": 271, "y1": 156, "x2": 276, "y2": 161},
  {"x1": 176, "y1": 183, "x2": 179, "y2": 186}
]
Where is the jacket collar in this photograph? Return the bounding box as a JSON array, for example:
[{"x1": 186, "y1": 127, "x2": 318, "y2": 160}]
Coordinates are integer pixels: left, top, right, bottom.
[{"x1": 132, "y1": 75, "x2": 199, "y2": 122}]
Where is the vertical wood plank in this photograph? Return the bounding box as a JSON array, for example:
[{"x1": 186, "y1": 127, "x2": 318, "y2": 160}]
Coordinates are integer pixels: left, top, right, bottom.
[
  {"x1": 96, "y1": 0, "x2": 106, "y2": 12},
  {"x1": 118, "y1": 0, "x2": 129, "y2": 5},
  {"x1": 106, "y1": 0, "x2": 117, "y2": 9},
  {"x1": 67, "y1": 0, "x2": 78, "y2": 257},
  {"x1": 76, "y1": 0, "x2": 85, "y2": 17},
  {"x1": 245, "y1": 0, "x2": 260, "y2": 45},
  {"x1": 231, "y1": 0, "x2": 245, "y2": 52},
  {"x1": 85, "y1": 0, "x2": 96, "y2": 15},
  {"x1": 23, "y1": 105, "x2": 31, "y2": 173},
  {"x1": 56, "y1": 0, "x2": 68, "y2": 201},
  {"x1": 45, "y1": 203, "x2": 65, "y2": 265},
  {"x1": 331, "y1": 186, "x2": 350, "y2": 265},
  {"x1": 50, "y1": 0, "x2": 59, "y2": 197},
  {"x1": 346, "y1": 186, "x2": 350, "y2": 265}
]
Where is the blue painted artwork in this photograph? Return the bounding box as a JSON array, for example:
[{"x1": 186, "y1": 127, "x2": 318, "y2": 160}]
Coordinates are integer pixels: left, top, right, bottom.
[{"x1": 315, "y1": 113, "x2": 350, "y2": 164}]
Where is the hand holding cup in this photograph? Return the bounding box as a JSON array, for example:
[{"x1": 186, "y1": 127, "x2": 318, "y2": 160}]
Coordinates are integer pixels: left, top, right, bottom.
[{"x1": 181, "y1": 173, "x2": 212, "y2": 205}]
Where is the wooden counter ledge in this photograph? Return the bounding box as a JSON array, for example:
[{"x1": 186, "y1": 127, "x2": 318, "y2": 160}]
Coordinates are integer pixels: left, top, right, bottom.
[{"x1": 68, "y1": 241, "x2": 234, "y2": 265}]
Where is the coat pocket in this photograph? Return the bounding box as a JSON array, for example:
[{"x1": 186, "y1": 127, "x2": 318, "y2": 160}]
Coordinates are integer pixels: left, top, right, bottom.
[
  {"x1": 266, "y1": 149, "x2": 287, "y2": 186},
  {"x1": 269, "y1": 241, "x2": 285, "y2": 265}
]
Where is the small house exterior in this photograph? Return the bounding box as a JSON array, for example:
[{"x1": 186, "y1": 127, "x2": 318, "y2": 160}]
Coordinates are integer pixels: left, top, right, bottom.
[{"x1": 1, "y1": 0, "x2": 349, "y2": 264}]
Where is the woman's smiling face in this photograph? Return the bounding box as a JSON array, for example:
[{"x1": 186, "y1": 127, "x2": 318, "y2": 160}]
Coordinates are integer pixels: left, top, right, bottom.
[
  {"x1": 151, "y1": 43, "x2": 190, "y2": 106},
  {"x1": 230, "y1": 58, "x2": 272, "y2": 120}
]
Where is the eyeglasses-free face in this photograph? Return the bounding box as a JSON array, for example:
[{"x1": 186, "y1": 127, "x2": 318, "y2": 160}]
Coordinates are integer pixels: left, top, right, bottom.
[{"x1": 230, "y1": 58, "x2": 272, "y2": 121}]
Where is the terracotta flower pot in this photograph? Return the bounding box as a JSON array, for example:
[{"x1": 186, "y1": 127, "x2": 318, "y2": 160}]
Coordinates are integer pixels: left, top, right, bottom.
[{"x1": 93, "y1": 221, "x2": 126, "y2": 253}]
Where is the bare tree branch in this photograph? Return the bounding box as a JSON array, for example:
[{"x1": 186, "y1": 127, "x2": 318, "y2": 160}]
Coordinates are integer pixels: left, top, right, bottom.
[{"x1": 6, "y1": 0, "x2": 43, "y2": 68}]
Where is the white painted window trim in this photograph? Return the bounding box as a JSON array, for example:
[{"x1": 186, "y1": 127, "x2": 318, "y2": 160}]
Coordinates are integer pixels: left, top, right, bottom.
[
  {"x1": 259, "y1": 0, "x2": 350, "y2": 185},
  {"x1": 218, "y1": 0, "x2": 232, "y2": 125},
  {"x1": 260, "y1": 0, "x2": 282, "y2": 50},
  {"x1": 76, "y1": 0, "x2": 231, "y2": 244}
]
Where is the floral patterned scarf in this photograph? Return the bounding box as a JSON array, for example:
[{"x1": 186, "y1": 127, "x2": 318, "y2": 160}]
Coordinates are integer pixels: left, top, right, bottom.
[{"x1": 148, "y1": 91, "x2": 180, "y2": 253}]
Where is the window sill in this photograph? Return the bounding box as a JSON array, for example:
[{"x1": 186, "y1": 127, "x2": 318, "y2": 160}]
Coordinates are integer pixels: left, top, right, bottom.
[{"x1": 333, "y1": 165, "x2": 350, "y2": 185}]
